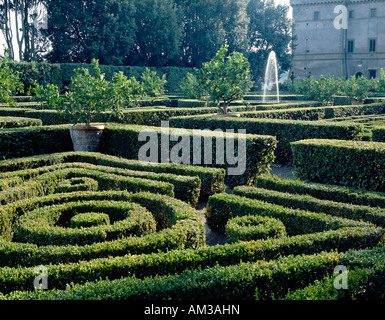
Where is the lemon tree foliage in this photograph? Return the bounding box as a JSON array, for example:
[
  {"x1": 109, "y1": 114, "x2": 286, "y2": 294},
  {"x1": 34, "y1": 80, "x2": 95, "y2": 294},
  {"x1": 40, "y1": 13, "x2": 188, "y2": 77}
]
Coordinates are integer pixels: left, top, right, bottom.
[
  {"x1": 0, "y1": 59, "x2": 24, "y2": 107},
  {"x1": 30, "y1": 60, "x2": 167, "y2": 126},
  {"x1": 196, "y1": 45, "x2": 254, "y2": 115}
]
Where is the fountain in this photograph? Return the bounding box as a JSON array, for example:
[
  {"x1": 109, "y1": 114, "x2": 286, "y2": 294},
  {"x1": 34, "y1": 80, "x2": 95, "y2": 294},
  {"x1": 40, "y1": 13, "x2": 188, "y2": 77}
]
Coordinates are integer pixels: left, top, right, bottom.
[{"x1": 262, "y1": 51, "x2": 280, "y2": 103}]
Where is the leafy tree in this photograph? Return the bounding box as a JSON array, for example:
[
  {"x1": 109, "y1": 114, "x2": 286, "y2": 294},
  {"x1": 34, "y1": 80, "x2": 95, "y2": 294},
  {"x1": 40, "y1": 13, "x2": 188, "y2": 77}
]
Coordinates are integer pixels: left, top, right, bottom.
[
  {"x1": 0, "y1": 58, "x2": 24, "y2": 105},
  {"x1": 175, "y1": 0, "x2": 249, "y2": 68},
  {"x1": 293, "y1": 74, "x2": 340, "y2": 105},
  {"x1": 180, "y1": 72, "x2": 205, "y2": 99},
  {"x1": 196, "y1": 45, "x2": 254, "y2": 114},
  {"x1": 139, "y1": 68, "x2": 167, "y2": 98},
  {"x1": 0, "y1": 0, "x2": 48, "y2": 61},
  {"x1": 246, "y1": 0, "x2": 293, "y2": 83},
  {"x1": 341, "y1": 76, "x2": 377, "y2": 102},
  {"x1": 44, "y1": 0, "x2": 137, "y2": 65},
  {"x1": 377, "y1": 68, "x2": 385, "y2": 92},
  {"x1": 127, "y1": 0, "x2": 183, "y2": 67},
  {"x1": 31, "y1": 59, "x2": 167, "y2": 126}
]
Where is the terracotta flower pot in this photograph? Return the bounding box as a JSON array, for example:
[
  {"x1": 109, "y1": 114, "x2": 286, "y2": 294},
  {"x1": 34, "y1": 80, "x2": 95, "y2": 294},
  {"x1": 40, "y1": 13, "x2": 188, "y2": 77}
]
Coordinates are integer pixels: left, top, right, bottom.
[{"x1": 68, "y1": 124, "x2": 105, "y2": 152}]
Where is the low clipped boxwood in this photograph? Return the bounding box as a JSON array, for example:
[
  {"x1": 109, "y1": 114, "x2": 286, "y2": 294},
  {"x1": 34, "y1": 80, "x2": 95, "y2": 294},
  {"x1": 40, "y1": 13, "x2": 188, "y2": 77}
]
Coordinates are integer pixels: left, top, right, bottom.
[
  {"x1": 169, "y1": 115, "x2": 363, "y2": 163},
  {"x1": 0, "y1": 117, "x2": 42, "y2": 128},
  {"x1": 253, "y1": 174, "x2": 385, "y2": 209},
  {"x1": 16, "y1": 201, "x2": 157, "y2": 246},
  {"x1": 3, "y1": 247, "x2": 385, "y2": 300},
  {"x1": 206, "y1": 193, "x2": 372, "y2": 233},
  {"x1": 372, "y1": 127, "x2": 385, "y2": 142},
  {"x1": 0, "y1": 145, "x2": 223, "y2": 202},
  {"x1": 291, "y1": 139, "x2": 385, "y2": 192},
  {"x1": 225, "y1": 215, "x2": 286, "y2": 243},
  {"x1": 55, "y1": 177, "x2": 99, "y2": 193},
  {"x1": 0, "y1": 191, "x2": 205, "y2": 268},
  {"x1": 101, "y1": 124, "x2": 277, "y2": 188},
  {"x1": 233, "y1": 185, "x2": 385, "y2": 227},
  {"x1": 70, "y1": 212, "x2": 110, "y2": 228},
  {"x1": 238, "y1": 102, "x2": 385, "y2": 121}
]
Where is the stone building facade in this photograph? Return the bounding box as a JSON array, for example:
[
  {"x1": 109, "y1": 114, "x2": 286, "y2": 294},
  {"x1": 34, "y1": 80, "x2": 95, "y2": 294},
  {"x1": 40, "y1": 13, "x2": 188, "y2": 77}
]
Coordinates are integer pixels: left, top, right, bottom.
[{"x1": 290, "y1": 0, "x2": 385, "y2": 79}]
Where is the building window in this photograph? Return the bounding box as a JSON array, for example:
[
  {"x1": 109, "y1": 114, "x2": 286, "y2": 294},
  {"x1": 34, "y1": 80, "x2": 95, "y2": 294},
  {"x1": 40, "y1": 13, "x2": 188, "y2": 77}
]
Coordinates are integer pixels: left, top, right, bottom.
[
  {"x1": 349, "y1": 10, "x2": 354, "y2": 19},
  {"x1": 369, "y1": 70, "x2": 377, "y2": 79},
  {"x1": 348, "y1": 40, "x2": 354, "y2": 53},
  {"x1": 314, "y1": 11, "x2": 320, "y2": 20},
  {"x1": 369, "y1": 39, "x2": 376, "y2": 52},
  {"x1": 370, "y1": 8, "x2": 377, "y2": 17}
]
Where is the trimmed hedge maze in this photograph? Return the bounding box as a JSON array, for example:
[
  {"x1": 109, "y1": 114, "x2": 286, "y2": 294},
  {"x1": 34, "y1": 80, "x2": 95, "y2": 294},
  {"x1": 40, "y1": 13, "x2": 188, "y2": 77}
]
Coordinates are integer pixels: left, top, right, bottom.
[
  {"x1": 1, "y1": 160, "x2": 384, "y2": 299},
  {"x1": 0, "y1": 152, "x2": 209, "y2": 297}
]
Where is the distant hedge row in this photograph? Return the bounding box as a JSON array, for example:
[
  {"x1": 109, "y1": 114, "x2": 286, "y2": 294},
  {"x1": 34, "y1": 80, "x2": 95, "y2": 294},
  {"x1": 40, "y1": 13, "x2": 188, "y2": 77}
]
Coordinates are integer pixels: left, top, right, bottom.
[
  {"x1": 0, "y1": 102, "x2": 323, "y2": 127},
  {"x1": 7, "y1": 61, "x2": 194, "y2": 94},
  {"x1": 169, "y1": 115, "x2": 363, "y2": 163},
  {"x1": 238, "y1": 102, "x2": 385, "y2": 121}
]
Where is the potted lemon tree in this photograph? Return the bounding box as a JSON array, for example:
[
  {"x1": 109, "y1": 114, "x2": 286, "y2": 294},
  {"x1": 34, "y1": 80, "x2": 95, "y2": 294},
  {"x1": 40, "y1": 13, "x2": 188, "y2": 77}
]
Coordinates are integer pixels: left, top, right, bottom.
[
  {"x1": 341, "y1": 75, "x2": 376, "y2": 105},
  {"x1": 33, "y1": 59, "x2": 166, "y2": 151}
]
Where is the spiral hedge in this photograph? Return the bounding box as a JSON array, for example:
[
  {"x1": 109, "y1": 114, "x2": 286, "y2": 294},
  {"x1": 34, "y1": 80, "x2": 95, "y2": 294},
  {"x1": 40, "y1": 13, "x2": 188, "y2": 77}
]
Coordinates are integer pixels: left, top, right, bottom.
[{"x1": 0, "y1": 152, "x2": 384, "y2": 300}]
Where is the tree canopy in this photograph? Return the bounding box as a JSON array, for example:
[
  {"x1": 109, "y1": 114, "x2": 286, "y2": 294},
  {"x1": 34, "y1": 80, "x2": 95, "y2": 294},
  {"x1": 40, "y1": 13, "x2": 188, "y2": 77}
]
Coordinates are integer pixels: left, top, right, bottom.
[{"x1": 1, "y1": 0, "x2": 293, "y2": 82}]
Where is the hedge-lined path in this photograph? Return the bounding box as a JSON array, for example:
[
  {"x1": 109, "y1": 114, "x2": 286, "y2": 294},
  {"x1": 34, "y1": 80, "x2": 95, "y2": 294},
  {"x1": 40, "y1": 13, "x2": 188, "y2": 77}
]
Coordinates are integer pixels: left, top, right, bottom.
[{"x1": 198, "y1": 164, "x2": 297, "y2": 246}]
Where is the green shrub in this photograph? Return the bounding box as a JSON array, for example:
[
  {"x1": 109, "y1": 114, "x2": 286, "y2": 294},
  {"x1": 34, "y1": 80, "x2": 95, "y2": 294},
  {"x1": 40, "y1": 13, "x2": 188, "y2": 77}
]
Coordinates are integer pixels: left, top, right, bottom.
[
  {"x1": 0, "y1": 164, "x2": 177, "y2": 208},
  {"x1": 372, "y1": 126, "x2": 385, "y2": 142},
  {"x1": 0, "y1": 117, "x2": 42, "y2": 128},
  {"x1": 70, "y1": 212, "x2": 110, "y2": 228},
  {"x1": 16, "y1": 200, "x2": 156, "y2": 246},
  {"x1": 0, "y1": 218, "x2": 382, "y2": 294},
  {"x1": 238, "y1": 102, "x2": 385, "y2": 121},
  {"x1": 341, "y1": 76, "x2": 377, "y2": 102},
  {"x1": 7, "y1": 61, "x2": 62, "y2": 93},
  {"x1": 291, "y1": 139, "x2": 385, "y2": 192},
  {"x1": 8, "y1": 61, "x2": 192, "y2": 94},
  {"x1": 0, "y1": 60, "x2": 24, "y2": 106},
  {"x1": 100, "y1": 124, "x2": 276, "y2": 188},
  {"x1": 55, "y1": 177, "x2": 99, "y2": 193},
  {"x1": 206, "y1": 193, "x2": 372, "y2": 233},
  {"x1": 292, "y1": 74, "x2": 341, "y2": 105},
  {"x1": 233, "y1": 185, "x2": 385, "y2": 227},
  {"x1": 225, "y1": 215, "x2": 286, "y2": 243},
  {"x1": 169, "y1": 115, "x2": 363, "y2": 163},
  {"x1": 0, "y1": 161, "x2": 200, "y2": 207},
  {"x1": 0, "y1": 125, "x2": 73, "y2": 160},
  {"x1": 0, "y1": 191, "x2": 205, "y2": 267},
  {"x1": 0, "y1": 151, "x2": 224, "y2": 201},
  {"x1": 253, "y1": 174, "x2": 385, "y2": 209},
  {"x1": 282, "y1": 247, "x2": 385, "y2": 300},
  {"x1": 4, "y1": 248, "x2": 385, "y2": 300},
  {"x1": 196, "y1": 45, "x2": 253, "y2": 114}
]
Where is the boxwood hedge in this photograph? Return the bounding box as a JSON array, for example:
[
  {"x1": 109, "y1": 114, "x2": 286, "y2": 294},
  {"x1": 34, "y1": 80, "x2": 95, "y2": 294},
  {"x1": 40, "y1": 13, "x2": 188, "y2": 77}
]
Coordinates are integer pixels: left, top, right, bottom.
[
  {"x1": 0, "y1": 151, "x2": 224, "y2": 201},
  {"x1": 252, "y1": 174, "x2": 385, "y2": 208},
  {"x1": 0, "y1": 117, "x2": 42, "y2": 128},
  {"x1": 233, "y1": 185, "x2": 385, "y2": 227},
  {"x1": 291, "y1": 139, "x2": 385, "y2": 192},
  {"x1": 3, "y1": 247, "x2": 385, "y2": 300},
  {"x1": 169, "y1": 115, "x2": 363, "y2": 163},
  {"x1": 372, "y1": 126, "x2": 385, "y2": 142}
]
